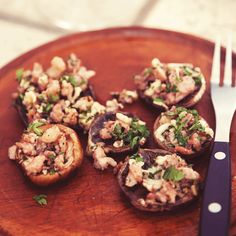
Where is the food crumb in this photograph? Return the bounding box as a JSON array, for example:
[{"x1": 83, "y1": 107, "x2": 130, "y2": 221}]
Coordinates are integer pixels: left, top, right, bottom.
[{"x1": 111, "y1": 89, "x2": 138, "y2": 105}]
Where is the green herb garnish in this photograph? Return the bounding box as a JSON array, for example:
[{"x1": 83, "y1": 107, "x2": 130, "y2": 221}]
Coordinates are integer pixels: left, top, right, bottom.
[
  {"x1": 189, "y1": 121, "x2": 205, "y2": 132},
  {"x1": 129, "y1": 119, "x2": 150, "y2": 148},
  {"x1": 48, "y1": 154, "x2": 56, "y2": 160},
  {"x1": 16, "y1": 68, "x2": 24, "y2": 82},
  {"x1": 33, "y1": 194, "x2": 47, "y2": 206},
  {"x1": 143, "y1": 67, "x2": 153, "y2": 76},
  {"x1": 175, "y1": 107, "x2": 187, "y2": 114},
  {"x1": 43, "y1": 103, "x2": 53, "y2": 113},
  {"x1": 19, "y1": 94, "x2": 24, "y2": 100},
  {"x1": 194, "y1": 76, "x2": 202, "y2": 86},
  {"x1": 79, "y1": 78, "x2": 86, "y2": 86},
  {"x1": 111, "y1": 118, "x2": 149, "y2": 149},
  {"x1": 175, "y1": 132, "x2": 187, "y2": 146},
  {"x1": 183, "y1": 66, "x2": 193, "y2": 76},
  {"x1": 28, "y1": 121, "x2": 45, "y2": 136},
  {"x1": 148, "y1": 167, "x2": 161, "y2": 179},
  {"x1": 189, "y1": 109, "x2": 198, "y2": 117},
  {"x1": 38, "y1": 94, "x2": 46, "y2": 102},
  {"x1": 112, "y1": 124, "x2": 123, "y2": 138},
  {"x1": 130, "y1": 153, "x2": 144, "y2": 162},
  {"x1": 166, "y1": 83, "x2": 178, "y2": 93},
  {"x1": 49, "y1": 169, "x2": 56, "y2": 175},
  {"x1": 49, "y1": 94, "x2": 59, "y2": 103},
  {"x1": 153, "y1": 97, "x2": 164, "y2": 104},
  {"x1": 62, "y1": 75, "x2": 78, "y2": 87},
  {"x1": 163, "y1": 166, "x2": 184, "y2": 181},
  {"x1": 175, "y1": 77, "x2": 182, "y2": 82},
  {"x1": 68, "y1": 76, "x2": 78, "y2": 87}
]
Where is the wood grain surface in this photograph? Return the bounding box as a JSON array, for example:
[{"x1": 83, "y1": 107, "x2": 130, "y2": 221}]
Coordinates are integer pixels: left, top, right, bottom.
[{"x1": 0, "y1": 27, "x2": 235, "y2": 236}]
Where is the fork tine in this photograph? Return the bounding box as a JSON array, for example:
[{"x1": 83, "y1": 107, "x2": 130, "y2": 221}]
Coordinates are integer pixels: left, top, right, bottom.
[
  {"x1": 223, "y1": 34, "x2": 232, "y2": 86},
  {"x1": 211, "y1": 36, "x2": 221, "y2": 85}
]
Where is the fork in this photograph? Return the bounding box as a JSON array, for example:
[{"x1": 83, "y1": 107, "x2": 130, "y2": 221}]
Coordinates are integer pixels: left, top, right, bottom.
[{"x1": 200, "y1": 36, "x2": 235, "y2": 236}]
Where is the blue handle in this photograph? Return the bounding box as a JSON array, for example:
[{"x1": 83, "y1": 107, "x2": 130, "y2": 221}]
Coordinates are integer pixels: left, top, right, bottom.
[{"x1": 200, "y1": 141, "x2": 231, "y2": 236}]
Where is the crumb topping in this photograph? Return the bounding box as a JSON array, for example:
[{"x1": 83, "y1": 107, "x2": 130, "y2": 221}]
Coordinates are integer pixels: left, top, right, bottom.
[
  {"x1": 134, "y1": 58, "x2": 205, "y2": 108},
  {"x1": 8, "y1": 121, "x2": 76, "y2": 175},
  {"x1": 154, "y1": 106, "x2": 214, "y2": 154},
  {"x1": 125, "y1": 152, "x2": 200, "y2": 206}
]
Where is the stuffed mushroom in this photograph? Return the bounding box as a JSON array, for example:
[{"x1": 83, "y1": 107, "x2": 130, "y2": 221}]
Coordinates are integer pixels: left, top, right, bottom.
[
  {"x1": 153, "y1": 106, "x2": 214, "y2": 157},
  {"x1": 117, "y1": 148, "x2": 201, "y2": 212},
  {"x1": 13, "y1": 54, "x2": 104, "y2": 132},
  {"x1": 87, "y1": 112, "x2": 150, "y2": 170},
  {"x1": 134, "y1": 58, "x2": 206, "y2": 110},
  {"x1": 8, "y1": 121, "x2": 83, "y2": 186}
]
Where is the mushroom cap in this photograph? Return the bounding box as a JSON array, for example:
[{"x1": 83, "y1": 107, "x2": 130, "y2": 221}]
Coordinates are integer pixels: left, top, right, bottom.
[
  {"x1": 153, "y1": 113, "x2": 213, "y2": 159},
  {"x1": 14, "y1": 85, "x2": 95, "y2": 128},
  {"x1": 87, "y1": 112, "x2": 148, "y2": 156},
  {"x1": 136, "y1": 70, "x2": 206, "y2": 111},
  {"x1": 117, "y1": 148, "x2": 201, "y2": 212},
  {"x1": 21, "y1": 124, "x2": 83, "y2": 186}
]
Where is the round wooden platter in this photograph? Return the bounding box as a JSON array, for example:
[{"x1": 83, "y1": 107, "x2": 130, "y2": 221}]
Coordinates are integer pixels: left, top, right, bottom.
[{"x1": 0, "y1": 27, "x2": 235, "y2": 236}]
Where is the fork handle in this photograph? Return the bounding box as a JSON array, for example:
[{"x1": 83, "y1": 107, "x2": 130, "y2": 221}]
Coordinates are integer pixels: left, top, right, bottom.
[{"x1": 200, "y1": 141, "x2": 231, "y2": 236}]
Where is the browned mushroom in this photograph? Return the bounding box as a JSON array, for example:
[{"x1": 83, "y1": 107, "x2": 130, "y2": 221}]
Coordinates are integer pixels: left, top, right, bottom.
[
  {"x1": 87, "y1": 112, "x2": 150, "y2": 170},
  {"x1": 134, "y1": 58, "x2": 206, "y2": 110},
  {"x1": 87, "y1": 112, "x2": 149, "y2": 155},
  {"x1": 153, "y1": 106, "x2": 214, "y2": 159},
  {"x1": 13, "y1": 54, "x2": 98, "y2": 132},
  {"x1": 117, "y1": 148, "x2": 201, "y2": 212},
  {"x1": 8, "y1": 121, "x2": 83, "y2": 186}
]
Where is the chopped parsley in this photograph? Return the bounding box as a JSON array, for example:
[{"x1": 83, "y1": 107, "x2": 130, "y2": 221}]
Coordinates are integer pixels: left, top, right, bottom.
[
  {"x1": 183, "y1": 66, "x2": 193, "y2": 76},
  {"x1": 169, "y1": 107, "x2": 202, "y2": 146},
  {"x1": 148, "y1": 167, "x2": 161, "y2": 179},
  {"x1": 194, "y1": 76, "x2": 202, "y2": 86},
  {"x1": 175, "y1": 131, "x2": 187, "y2": 146},
  {"x1": 16, "y1": 68, "x2": 24, "y2": 82},
  {"x1": 112, "y1": 118, "x2": 150, "y2": 149},
  {"x1": 43, "y1": 103, "x2": 53, "y2": 113},
  {"x1": 189, "y1": 121, "x2": 205, "y2": 132},
  {"x1": 18, "y1": 94, "x2": 24, "y2": 101},
  {"x1": 38, "y1": 94, "x2": 46, "y2": 102},
  {"x1": 49, "y1": 169, "x2": 56, "y2": 175},
  {"x1": 33, "y1": 194, "x2": 47, "y2": 206},
  {"x1": 130, "y1": 153, "x2": 144, "y2": 162},
  {"x1": 49, "y1": 94, "x2": 59, "y2": 103},
  {"x1": 163, "y1": 166, "x2": 184, "y2": 181},
  {"x1": 113, "y1": 124, "x2": 124, "y2": 139},
  {"x1": 153, "y1": 97, "x2": 164, "y2": 104},
  {"x1": 28, "y1": 121, "x2": 45, "y2": 136},
  {"x1": 189, "y1": 109, "x2": 198, "y2": 117},
  {"x1": 175, "y1": 77, "x2": 182, "y2": 82},
  {"x1": 79, "y1": 78, "x2": 86, "y2": 86},
  {"x1": 48, "y1": 154, "x2": 56, "y2": 160},
  {"x1": 166, "y1": 83, "x2": 178, "y2": 93},
  {"x1": 62, "y1": 75, "x2": 78, "y2": 87},
  {"x1": 143, "y1": 67, "x2": 153, "y2": 76}
]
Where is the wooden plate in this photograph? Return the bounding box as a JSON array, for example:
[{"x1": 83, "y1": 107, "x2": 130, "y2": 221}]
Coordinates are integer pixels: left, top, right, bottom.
[{"x1": 0, "y1": 27, "x2": 235, "y2": 236}]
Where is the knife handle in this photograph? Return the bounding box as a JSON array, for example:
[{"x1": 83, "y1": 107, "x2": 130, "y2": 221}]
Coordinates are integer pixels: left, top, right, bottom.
[{"x1": 200, "y1": 141, "x2": 231, "y2": 236}]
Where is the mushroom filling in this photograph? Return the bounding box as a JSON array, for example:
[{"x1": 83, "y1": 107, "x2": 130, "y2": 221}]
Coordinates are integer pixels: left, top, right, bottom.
[
  {"x1": 73, "y1": 96, "x2": 106, "y2": 131},
  {"x1": 154, "y1": 106, "x2": 214, "y2": 154},
  {"x1": 125, "y1": 153, "x2": 200, "y2": 207},
  {"x1": 134, "y1": 58, "x2": 205, "y2": 108},
  {"x1": 8, "y1": 121, "x2": 75, "y2": 176},
  {"x1": 111, "y1": 89, "x2": 138, "y2": 105},
  {"x1": 13, "y1": 54, "x2": 101, "y2": 128},
  {"x1": 98, "y1": 113, "x2": 149, "y2": 149},
  {"x1": 90, "y1": 113, "x2": 149, "y2": 171}
]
